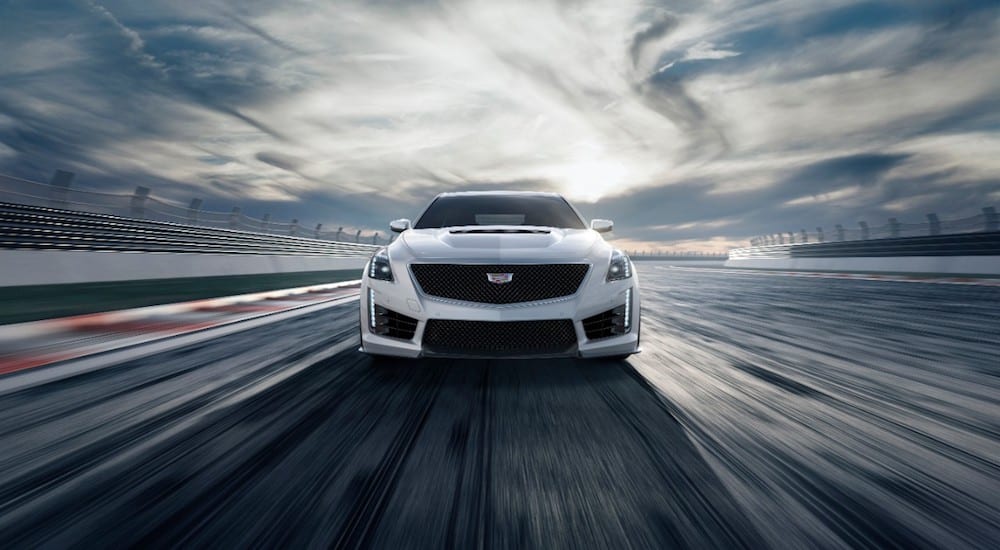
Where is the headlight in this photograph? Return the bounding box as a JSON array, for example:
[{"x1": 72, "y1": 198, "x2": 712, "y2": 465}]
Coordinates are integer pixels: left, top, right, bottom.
[
  {"x1": 606, "y1": 249, "x2": 632, "y2": 282},
  {"x1": 368, "y1": 248, "x2": 394, "y2": 282}
]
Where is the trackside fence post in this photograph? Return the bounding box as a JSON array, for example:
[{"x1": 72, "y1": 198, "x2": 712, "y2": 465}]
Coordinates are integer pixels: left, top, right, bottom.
[
  {"x1": 187, "y1": 199, "x2": 202, "y2": 224},
  {"x1": 984, "y1": 207, "x2": 998, "y2": 232},
  {"x1": 927, "y1": 213, "x2": 940, "y2": 236},
  {"x1": 49, "y1": 170, "x2": 74, "y2": 209},
  {"x1": 130, "y1": 186, "x2": 150, "y2": 218}
]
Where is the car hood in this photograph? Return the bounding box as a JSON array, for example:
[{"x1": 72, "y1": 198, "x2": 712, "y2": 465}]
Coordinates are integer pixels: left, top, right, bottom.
[{"x1": 397, "y1": 227, "x2": 606, "y2": 262}]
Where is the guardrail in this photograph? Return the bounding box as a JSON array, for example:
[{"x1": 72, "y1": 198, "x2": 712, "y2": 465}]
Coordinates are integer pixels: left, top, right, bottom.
[
  {"x1": 1, "y1": 171, "x2": 393, "y2": 245},
  {"x1": 0, "y1": 201, "x2": 379, "y2": 256},
  {"x1": 729, "y1": 231, "x2": 1000, "y2": 260},
  {"x1": 629, "y1": 252, "x2": 727, "y2": 261},
  {"x1": 748, "y1": 206, "x2": 998, "y2": 247}
]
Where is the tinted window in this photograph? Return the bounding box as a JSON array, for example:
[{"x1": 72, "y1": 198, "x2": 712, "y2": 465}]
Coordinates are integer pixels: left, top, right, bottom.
[{"x1": 414, "y1": 195, "x2": 586, "y2": 229}]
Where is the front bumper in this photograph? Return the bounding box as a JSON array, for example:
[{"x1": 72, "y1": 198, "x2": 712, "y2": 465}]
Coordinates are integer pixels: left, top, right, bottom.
[{"x1": 359, "y1": 264, "x2": 641, "y2": 359}]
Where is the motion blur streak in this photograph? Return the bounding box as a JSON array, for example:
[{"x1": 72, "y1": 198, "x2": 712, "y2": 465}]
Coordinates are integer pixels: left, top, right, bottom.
[{"x1": 0, "y1": 264, "x2": 997, "y2": 548}]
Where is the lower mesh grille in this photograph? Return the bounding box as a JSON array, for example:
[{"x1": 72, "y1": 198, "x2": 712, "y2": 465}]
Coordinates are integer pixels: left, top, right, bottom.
[{"x1": 422, "y1": 319, "x2": 577, "y2": 356}]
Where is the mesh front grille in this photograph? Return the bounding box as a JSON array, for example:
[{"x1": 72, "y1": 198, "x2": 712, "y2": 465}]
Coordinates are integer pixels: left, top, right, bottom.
[
  {"x1": 422, "y1": 319, "x2": 577, "y2": 356},
  {"x1": 410, "y1": 264, "x2": 589, "y2": 304}
]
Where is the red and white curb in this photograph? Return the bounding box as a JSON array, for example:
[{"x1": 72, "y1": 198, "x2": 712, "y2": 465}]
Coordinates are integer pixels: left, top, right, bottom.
[
  {"x1": 0, "y1": 280, "x2": 362, "y2": 376},
  {"x1": 666, "y1": 266, "x2": 1000, "y2": 286}
]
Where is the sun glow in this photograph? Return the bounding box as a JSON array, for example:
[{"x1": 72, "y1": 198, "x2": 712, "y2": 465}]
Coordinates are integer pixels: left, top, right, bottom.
[{"x1": 558, "y1": 160, "x2": 628, "y2": 202}]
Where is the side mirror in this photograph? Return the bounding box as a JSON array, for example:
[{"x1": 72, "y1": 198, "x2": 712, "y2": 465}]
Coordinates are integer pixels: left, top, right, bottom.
[
  {"x1": 590, "y1": 219, "x2": 614, "y2": 233},
  {"x1": 390, "y1": 218, "x2": 411, "y2": 233}
]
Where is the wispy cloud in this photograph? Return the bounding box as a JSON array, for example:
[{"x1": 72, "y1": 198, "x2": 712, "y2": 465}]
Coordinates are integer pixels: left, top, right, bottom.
[
  {"x1": 0, "y1": 0, "x2": 997, "y2": 249},
  {"x1": 84, "y1": 0, "x2": 167, "y2": 73}
]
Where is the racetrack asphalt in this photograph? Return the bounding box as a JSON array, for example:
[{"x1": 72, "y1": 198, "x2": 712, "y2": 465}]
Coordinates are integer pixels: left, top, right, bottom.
[{"x1": 0, "y1": 263, "x2": 996, "y2": 548}]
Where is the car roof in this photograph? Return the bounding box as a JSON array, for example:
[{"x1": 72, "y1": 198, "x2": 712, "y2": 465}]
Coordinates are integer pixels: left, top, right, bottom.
[{"x1": 434, "y1": 191, "x2": 563, "y2": 198}]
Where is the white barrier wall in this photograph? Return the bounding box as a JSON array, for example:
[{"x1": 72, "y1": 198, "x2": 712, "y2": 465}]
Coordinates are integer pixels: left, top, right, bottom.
[
  {"x1": 724, "y1": 256, "x2": 1000, "y2": 275},
  {"x1": 1, "y1": 250, "x2": 367, "y2": 286}
]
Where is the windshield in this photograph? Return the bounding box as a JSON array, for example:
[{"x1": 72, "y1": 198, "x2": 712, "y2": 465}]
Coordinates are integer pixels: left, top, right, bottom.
[{"x1": 414, "y1": 195, "x2": 586, "y2": 229}]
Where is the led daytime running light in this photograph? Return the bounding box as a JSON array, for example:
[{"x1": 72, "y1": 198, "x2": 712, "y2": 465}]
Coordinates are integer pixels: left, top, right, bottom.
[{"x1": 624, "y1": 288, "x2": 632, "y2": 331}]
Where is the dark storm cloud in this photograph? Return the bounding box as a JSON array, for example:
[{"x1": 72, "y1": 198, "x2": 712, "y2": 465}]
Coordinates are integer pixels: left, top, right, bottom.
[{"x1": 779, "y1": 153, "x2": 910, "y2": 191}]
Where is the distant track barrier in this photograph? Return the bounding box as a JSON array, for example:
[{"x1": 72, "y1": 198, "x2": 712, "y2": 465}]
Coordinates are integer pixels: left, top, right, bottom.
[
  {"x1": 0, "y1": 201, "x2": 378, "y2": 287},
  {"x1": 1, "y1": 171, "x2": 391, "y2": 245},
  {"x1": 728, "y1": 229, "x2": 1000, "y2": 275},
  {"x1": 747, "y1": 207, "x2": 997, "y2": 246},
  {"x1": 0, "y1": 202, "x2": 377, "y2": 256}
]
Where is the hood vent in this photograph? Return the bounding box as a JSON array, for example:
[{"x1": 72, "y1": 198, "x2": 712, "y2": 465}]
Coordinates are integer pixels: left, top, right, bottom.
[{"x1": 448, "y1": 228, "x2": 551, "y2": 235}]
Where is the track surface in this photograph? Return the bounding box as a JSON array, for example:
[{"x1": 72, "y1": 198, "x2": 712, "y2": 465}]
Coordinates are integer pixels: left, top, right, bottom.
[{"x1": 0, "y1": 263, "x2": 997, "y2": 548}]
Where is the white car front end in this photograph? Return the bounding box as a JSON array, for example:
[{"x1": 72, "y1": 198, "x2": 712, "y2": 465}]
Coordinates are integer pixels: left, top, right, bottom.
[{"x1": 359, "y1": 193, "x2": 641, "y2": 359}]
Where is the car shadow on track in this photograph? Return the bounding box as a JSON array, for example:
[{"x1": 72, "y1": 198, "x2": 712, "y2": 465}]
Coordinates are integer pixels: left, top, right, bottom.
[
  {"x1": 344, "y1": 351, "x2": 767, "y2": 549},
  {"x1": 365, "y1": 355, "x2": 632, "y2": 385}
]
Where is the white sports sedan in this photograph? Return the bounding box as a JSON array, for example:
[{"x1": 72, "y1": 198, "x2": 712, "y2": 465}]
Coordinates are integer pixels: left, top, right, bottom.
[{"x1": 359, "y1": 191, "x2": 640, "y2": 359}]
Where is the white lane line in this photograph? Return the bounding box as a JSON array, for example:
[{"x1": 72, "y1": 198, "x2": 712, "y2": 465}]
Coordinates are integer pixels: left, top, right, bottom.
[
  {"x1": 0, "y1": 294, "x2": 360, "y2": 395},
  {"x1": 0, "y1": 279, "x2": 362, "y2": 340}
]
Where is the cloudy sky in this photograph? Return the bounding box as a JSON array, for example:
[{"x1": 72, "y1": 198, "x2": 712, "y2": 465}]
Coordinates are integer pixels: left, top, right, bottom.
[{"x1": 1, "y1": 0, "x2": 998, "y2": 251}]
